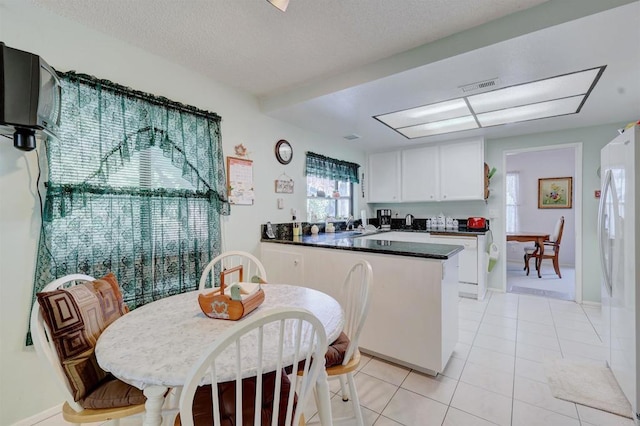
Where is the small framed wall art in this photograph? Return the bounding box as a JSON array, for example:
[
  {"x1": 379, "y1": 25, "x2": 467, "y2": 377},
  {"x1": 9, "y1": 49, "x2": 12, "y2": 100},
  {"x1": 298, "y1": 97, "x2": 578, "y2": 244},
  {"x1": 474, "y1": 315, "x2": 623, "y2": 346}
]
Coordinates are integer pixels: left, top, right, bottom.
[
  {"x1": 538, "y1": 177, "x2": 572, "y2": 209},
  {"x1": 275, "y1": 173, "x2": 294, "y2": 193}
]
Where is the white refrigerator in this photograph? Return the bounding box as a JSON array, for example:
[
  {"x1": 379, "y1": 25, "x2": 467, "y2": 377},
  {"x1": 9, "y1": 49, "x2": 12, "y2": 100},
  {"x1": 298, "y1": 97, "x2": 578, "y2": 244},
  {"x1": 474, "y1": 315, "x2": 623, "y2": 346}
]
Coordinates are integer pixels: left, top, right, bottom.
[{"x1": 599, "y1": 124, "x2": 639, "y2": 421}]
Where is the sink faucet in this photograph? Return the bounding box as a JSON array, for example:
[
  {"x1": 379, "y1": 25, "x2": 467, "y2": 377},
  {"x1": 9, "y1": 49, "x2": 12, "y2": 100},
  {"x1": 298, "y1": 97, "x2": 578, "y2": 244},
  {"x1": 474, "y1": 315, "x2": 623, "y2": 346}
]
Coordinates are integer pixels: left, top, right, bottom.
[{"x1": 346, "y1": 215, "x2": 354, "y2": 230}]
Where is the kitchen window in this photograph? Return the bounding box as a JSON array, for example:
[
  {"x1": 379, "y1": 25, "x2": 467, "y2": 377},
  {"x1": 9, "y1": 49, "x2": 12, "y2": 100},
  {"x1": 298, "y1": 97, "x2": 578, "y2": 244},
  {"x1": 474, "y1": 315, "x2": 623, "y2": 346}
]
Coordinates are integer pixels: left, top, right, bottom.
[
  {"x1": 304, "y1": 152, "x2": 360, "y2": 223},
  {"x1": 306, "y1": 176, "x2": 352, "y2": 222},
  {"x1": 30, "y1": 71, "x2": 229, "y2": 342}
]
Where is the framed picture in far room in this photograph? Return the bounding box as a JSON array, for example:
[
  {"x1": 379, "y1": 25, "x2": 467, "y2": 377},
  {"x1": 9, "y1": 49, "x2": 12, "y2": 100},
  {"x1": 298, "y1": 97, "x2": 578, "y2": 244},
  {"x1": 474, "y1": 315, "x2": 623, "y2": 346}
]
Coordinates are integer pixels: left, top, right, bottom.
[{"x1": 538, "y1": 177, "x2": 572, "y2": 209}]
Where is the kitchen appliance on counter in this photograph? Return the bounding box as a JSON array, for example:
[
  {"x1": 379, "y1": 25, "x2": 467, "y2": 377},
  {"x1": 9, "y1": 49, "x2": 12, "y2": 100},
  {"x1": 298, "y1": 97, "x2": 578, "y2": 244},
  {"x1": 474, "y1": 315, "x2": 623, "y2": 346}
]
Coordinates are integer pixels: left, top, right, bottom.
[
  {"x1": 467, "y1": 217, "x2": 487, "y2": 230},
  {"x1": 599, "y1": 124, "x2": 639, "y2": 419},
  {"x1": 377, "y1": 209, "x2": 392, "y2": 230}
]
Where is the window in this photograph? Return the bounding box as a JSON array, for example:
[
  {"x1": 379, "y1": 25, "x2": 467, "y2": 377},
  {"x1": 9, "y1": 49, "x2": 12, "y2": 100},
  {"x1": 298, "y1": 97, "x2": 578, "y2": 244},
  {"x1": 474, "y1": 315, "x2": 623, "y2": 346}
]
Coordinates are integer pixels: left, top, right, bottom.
[
  {"x1": 30, "y1": 71, "x2": 229, "y2": 343},
  {"x1": 304, "y1": 152, "x2": 360, "y2": 223},
  {"x1": 306, "y1": 176, "x2": 352, "y2": 222},
  {"x1": 506, "y1": 172, "x2": 520, "y2": 233}
]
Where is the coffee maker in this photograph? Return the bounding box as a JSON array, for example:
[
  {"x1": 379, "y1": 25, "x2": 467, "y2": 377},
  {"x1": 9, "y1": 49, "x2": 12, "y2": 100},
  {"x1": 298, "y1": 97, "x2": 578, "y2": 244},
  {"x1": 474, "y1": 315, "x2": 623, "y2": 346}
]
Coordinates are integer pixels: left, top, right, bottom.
[{"x1": 377, "y1": 209, "x2": 392, "y2": 230}]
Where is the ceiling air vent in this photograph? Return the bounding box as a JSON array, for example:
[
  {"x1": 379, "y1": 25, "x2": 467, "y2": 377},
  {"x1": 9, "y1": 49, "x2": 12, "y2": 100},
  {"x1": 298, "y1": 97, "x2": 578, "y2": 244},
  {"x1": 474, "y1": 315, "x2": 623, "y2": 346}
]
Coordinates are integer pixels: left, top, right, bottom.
[
  {"x1": 343, "y1": 133, "x2": 361, "y2": 140},
  {"x1": 459, "y1": 78, "x2": 500, "y2": 93}
]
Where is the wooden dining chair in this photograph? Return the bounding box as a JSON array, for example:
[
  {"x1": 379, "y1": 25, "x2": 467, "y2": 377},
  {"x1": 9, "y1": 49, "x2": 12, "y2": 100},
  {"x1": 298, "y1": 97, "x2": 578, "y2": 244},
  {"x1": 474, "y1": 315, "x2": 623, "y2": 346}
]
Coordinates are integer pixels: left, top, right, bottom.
[
  {"x1": 199, "y1": 250, "x2": 268, "y2": 291},
  {"x1": 30, "y1": 274, "x2": 146, "y2": 425},
  {"x1": 524, "y1": 216, "x2": 565, "y2": 278},
  {"x1": 175, "y1": 307, "x2": 327, "y2": 426},
  {"x1": 322, "y1": 259, "x2": 373, "y2": 426}
]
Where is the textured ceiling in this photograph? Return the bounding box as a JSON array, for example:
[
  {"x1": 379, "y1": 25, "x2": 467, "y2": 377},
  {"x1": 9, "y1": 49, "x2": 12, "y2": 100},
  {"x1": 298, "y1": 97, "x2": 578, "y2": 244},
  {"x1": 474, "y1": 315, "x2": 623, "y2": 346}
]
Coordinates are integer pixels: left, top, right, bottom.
[{"x1": 30, "y1": 0, "x2": 548, "y2": 97}]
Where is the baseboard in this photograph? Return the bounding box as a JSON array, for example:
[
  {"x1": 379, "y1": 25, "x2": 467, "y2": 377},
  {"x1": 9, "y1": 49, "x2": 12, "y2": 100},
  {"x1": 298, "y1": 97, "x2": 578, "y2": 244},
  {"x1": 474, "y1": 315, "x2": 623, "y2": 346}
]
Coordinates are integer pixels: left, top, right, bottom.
[
  {"x1": 581, "y1": 300, "x2": 601, "y2": 307},
  {"x1": 12, "y1": 404, "x2": 62, "y2": 426}
]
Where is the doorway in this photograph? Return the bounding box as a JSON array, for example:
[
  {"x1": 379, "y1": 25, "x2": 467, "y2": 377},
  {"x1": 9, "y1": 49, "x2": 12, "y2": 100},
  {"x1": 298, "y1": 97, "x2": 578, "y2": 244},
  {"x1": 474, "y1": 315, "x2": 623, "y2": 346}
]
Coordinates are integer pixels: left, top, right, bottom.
[{"x1": 502, "y1": 144, "x2": 582, "y2": 302}]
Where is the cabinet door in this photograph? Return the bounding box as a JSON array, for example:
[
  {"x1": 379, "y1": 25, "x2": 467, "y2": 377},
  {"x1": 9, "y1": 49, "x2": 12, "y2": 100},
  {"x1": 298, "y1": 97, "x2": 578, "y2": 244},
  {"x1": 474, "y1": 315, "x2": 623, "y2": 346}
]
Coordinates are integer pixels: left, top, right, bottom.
[
  {"x1": 439, "y1": 139, "x2": 484, "y2": 201},
  {"x1": 368, "y1": 151, "x2": 401, "y2": 202},
  {"x1": 401, "y1": 146, "x2": 439, "y2": 201},
  {"x1": 260, "y1": 244, "x2": 304, "y2": 285}
]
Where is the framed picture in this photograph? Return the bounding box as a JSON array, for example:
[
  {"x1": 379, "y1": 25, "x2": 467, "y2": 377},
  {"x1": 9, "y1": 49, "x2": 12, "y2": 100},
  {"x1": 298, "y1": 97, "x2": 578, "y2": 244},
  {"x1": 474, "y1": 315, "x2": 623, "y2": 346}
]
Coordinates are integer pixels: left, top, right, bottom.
[
  {"x1": 275, "y1": 178, "x2": 294, "y2": 193},
  {"x1": 538, "y1": 177, "x2": 572, "y2": 209}
]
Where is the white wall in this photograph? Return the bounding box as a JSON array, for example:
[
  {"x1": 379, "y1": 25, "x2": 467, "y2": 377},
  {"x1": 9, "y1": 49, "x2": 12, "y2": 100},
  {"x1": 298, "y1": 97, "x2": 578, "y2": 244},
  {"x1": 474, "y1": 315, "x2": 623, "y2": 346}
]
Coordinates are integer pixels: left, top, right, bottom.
[
  {"x1": 0, "y1": 3, "x2": 365, "y2": 424},
  {"x1": 505, "y1": 147, "x2": 576, "y2": 266}
]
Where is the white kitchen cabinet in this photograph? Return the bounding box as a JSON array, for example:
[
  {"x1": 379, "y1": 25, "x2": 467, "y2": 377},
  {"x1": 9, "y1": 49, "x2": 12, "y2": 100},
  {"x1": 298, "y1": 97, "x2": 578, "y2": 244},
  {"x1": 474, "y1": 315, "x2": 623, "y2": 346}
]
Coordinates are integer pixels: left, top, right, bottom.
[
  {"x1": 367, "y1": 151, "x2": 401, "y2": 202},
  {"x1": 260, "y1": 244, "x2": 304, "y2": 285},
  {"x1": 429, "y1": 233, "x2": 487, "y2": 300},
  {"x1": 439, "y1": 139, "x2": 484, "y2": 201},
  {"x1": 260, "y1": 242, "x2": 459, "y2": 375},
  {"x1": 369, "y1": 138, "x2": 484, "y2": 203},
  {"x1": 401, "y1": 145, "x2": 439, "y2": 201}
]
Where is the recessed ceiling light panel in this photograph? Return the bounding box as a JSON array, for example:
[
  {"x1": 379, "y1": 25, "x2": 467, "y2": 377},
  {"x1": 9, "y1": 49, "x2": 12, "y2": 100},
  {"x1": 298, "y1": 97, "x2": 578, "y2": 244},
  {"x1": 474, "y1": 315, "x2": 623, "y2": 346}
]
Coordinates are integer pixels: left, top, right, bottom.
[
  {"x1": 376, "y1": 99, "x2": 470, "y2": 128},
  {"x1": 468, "y1": 67, "x2": 602, "y2": 113},
  {"x1": 476, "y1": 96, "x2": 584, "y2": 127},
  {"x1": 398, "y1": 115, "x2": 478, "y2": 138},
  {"x1": 373, "y1": 66, "x2": 605, "y2": 140}
]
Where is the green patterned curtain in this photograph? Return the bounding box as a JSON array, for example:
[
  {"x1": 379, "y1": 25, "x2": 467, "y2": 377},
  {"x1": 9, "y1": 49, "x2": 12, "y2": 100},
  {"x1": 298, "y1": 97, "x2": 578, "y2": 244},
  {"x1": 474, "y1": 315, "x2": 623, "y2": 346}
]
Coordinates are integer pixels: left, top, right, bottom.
[
  {"x1": 304, "y1": 152, "x2": 360, "y2": 183},
  {"x1": 29, "y1": 72, "x2": 229, "y2": 343}
]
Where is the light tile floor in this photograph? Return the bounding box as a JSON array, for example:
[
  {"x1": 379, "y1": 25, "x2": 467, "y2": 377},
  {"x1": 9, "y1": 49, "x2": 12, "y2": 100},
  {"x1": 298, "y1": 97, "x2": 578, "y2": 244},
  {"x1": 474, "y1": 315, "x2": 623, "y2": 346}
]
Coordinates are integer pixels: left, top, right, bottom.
[{"x1": 33, "y1": 291, "x2": 632, "y2": 426}]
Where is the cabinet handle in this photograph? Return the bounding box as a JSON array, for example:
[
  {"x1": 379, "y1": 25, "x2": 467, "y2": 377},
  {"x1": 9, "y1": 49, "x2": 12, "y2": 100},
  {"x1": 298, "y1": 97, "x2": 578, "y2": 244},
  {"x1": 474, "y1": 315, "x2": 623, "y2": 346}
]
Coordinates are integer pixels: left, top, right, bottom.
[
  {"x1": 294, "y1": 260, "x2": 299, "y2": 266},
  {"x1": 443, "y1": 195, "x2": 447, "y2": 199}
]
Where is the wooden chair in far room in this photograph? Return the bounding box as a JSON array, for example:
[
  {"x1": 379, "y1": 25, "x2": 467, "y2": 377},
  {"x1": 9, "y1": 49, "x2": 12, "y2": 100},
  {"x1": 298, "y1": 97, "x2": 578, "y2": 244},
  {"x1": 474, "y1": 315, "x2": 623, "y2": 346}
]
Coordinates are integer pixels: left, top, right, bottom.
[
  {"x1": 199, "y1": 250, "x2": 268, "y2": 291},
  {"x1": 30, "y1": 274, "x2": 147, "y2": 425},
  {"x1": 310, "y1": 259, "x2": 373, "y2": 426},
  {"x1": 174, "y1": 307, "x2": 328, "y2": 426},
  {"x1": 524, "y1": 216, "x2": 565, "y2": 278}
]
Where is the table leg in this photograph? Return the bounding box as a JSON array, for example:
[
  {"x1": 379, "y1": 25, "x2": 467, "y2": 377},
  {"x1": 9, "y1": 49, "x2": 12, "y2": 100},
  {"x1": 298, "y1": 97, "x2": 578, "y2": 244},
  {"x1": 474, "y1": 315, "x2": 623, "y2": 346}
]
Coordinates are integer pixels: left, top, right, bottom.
[
  {"x1": 315, "y1": 368, "x2": 334, "y2": 426},
  {"x1": 143, "y1": 385, "x2": 168, "y2": 426}
]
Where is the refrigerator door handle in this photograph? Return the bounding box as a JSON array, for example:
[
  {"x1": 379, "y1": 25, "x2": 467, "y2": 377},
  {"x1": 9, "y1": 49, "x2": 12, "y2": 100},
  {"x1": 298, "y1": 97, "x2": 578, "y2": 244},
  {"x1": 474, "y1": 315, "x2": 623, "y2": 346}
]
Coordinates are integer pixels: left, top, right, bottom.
[{"x1": 598, "y1": 169, "x2": 613, "y2": 296}]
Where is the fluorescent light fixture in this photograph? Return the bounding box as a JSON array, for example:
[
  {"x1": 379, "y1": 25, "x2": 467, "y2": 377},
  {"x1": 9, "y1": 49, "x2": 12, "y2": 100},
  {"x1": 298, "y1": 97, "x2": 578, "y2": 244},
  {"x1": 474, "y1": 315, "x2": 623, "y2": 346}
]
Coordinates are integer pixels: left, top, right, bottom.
[
  {"x1": 376, "y1": 99, "x2": 470, "y2": 128},
  {"x1": 373, "y1": 66, "x2": 605, "y2": 140},
  {"x1": 398, "y1": 116, "x2": 478, "y2": 138},
  {"x1": 267, "y1": 0, "x2": 289, "y2": 12},
  {"x1": 468, "y1": 68, "x2": 601, "y2": 113},
  {"x1": 476, "y1": 96, "x2": 584, "y2": 127}
]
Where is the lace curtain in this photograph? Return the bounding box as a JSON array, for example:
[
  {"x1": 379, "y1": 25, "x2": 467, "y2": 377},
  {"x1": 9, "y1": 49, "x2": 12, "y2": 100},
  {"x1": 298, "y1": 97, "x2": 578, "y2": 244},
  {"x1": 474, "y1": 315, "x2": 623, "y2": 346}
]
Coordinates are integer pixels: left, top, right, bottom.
[
  {"x1": 304, "y1": 151, "x2": 360, "y2": 183},
  {"x1": 29, "y1": 72, "x2": 229, "y2": 343}
]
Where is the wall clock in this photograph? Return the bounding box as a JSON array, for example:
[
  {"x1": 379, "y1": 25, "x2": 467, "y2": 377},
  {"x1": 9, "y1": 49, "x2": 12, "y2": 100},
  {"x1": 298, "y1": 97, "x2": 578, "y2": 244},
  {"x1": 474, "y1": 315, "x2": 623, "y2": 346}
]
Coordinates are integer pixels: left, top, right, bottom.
[{"x1": 275, "y1": 139, "x2": 292, "y2": 165}]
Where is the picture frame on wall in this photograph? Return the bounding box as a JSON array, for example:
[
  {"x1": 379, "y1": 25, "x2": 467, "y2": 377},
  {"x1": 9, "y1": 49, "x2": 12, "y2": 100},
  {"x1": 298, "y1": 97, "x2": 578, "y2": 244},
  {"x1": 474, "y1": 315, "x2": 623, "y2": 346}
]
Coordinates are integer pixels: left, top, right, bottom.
[{"x1": 538, "y1": 177, "x2": 572, "y2": 209}]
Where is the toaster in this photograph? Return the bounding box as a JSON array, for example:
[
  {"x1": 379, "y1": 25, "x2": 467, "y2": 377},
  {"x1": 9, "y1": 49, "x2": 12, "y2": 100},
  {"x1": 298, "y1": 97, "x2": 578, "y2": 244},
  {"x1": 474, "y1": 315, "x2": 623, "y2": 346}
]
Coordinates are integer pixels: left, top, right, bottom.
[{"x1": 467, "y1": 217, "x2": 487, "y2": 229}]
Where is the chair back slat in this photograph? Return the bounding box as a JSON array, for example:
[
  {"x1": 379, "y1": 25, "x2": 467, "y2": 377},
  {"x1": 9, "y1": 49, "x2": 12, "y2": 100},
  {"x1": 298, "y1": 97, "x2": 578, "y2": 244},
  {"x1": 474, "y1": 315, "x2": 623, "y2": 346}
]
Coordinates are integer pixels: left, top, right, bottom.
[
  {"x1": 341, "y1": 260, "x2": 374, "y2": 364},
  {"x1": 178, "y1": 307, "x2": 327, "y2": 426},
  {"x1": 199, "y1": 250, "x2": 268, "y2": 291}
]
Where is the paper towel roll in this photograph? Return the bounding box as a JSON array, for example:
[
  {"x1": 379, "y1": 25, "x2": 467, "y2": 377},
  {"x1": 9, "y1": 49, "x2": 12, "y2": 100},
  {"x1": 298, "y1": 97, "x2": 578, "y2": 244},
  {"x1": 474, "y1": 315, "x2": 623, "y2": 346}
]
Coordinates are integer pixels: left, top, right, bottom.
[{"x1": 487, "y1": 243, "x2": 499, "y2": 272}]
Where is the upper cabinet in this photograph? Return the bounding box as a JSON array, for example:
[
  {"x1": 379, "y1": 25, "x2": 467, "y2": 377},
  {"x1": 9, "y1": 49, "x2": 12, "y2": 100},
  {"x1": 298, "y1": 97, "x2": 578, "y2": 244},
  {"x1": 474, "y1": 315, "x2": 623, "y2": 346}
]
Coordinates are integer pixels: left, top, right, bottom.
[
  {"x1": 368, "y1": 138, "x2": 484, "y2": 203},
  {"x1": 439, "y1": 139, "x2": 484, "y2": 201},
  {"x1": 401, "y1": 145, "x2": 439, "y2": 202},
  {"x1": 368, "y1": 151, "x2": 401, "y2": 202}
]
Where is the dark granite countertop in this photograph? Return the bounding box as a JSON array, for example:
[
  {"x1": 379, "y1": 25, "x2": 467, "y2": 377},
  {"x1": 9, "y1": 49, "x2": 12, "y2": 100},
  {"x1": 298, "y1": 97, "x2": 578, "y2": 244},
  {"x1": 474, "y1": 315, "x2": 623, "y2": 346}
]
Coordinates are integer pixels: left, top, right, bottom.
[{"x1": 261, "y1": 231, "x2": 464, "y2": 260}]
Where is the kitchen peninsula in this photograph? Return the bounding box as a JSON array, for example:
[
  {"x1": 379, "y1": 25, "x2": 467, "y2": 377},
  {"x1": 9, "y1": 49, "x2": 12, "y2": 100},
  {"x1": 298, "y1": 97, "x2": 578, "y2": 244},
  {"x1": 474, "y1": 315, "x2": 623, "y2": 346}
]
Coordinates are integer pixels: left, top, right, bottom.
[{"x1": 261, "y1": 228, "x2": 463, "y2": 375}]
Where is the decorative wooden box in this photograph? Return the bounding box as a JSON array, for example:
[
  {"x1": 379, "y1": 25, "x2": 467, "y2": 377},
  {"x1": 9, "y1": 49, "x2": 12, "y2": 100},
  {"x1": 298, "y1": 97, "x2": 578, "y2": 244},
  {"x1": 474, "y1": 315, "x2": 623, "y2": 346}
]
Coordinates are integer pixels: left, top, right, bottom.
[{"x1": 198, "y1": 265, "x2": 265, "y2": 320}]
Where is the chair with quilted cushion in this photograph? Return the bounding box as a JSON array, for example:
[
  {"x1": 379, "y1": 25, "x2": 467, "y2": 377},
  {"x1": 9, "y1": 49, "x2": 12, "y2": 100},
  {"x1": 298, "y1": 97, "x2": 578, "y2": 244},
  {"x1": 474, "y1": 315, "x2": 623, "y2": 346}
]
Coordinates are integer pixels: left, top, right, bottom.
[
  {"x1": 199, "y1": 250, "x2": 268, "y2": 291},
  {"x1": 322, "y1": 259, "x2": 373, "y2": 426},
  {"x1": 175, "y1": 307, "x2": 327, "y2": 426},
  {"x1": 523, "y1": 216, "x2": 565, "y2": 278},
  {"x1": 30, "y1": 273, "x2": 146, "y2": 425}
]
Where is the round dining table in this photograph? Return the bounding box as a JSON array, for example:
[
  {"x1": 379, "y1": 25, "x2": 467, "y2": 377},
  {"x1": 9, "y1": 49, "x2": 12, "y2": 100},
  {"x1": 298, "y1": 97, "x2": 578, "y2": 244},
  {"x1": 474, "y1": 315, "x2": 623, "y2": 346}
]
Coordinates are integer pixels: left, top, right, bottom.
[{"x1": 96, "y1": 284, "x2": 344, "y2": 426}]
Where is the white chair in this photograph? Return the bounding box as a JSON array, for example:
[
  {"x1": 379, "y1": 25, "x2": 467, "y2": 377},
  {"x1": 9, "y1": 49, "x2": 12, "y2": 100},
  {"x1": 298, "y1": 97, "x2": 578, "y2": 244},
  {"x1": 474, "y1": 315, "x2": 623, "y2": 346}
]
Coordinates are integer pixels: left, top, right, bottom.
[
  {"x1": 30, "y1": 274, "x2": 146, "y2": 425},
  {"x1": 326, "y1": 260, "x2": 373, "y2": 426},
  {"x1": 199, "y1": 250, "x2": 268, "y2": 291},
  {"x1": 175, "y1": 307, "x2": 328, "y2": 426}
]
